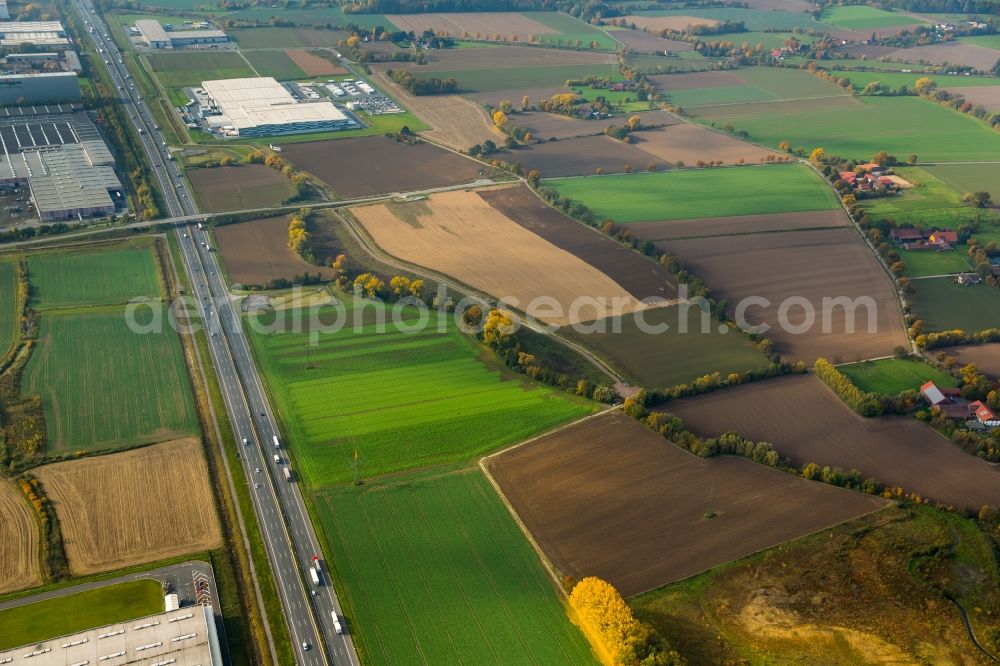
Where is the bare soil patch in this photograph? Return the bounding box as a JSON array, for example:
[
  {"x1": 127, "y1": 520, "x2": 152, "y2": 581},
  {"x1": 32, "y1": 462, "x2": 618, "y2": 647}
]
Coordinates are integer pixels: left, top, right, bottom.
[
  {"x1": 286, "y1": 49, "x2": 346, "y2": 76},
  {"x1": 835, "y1": 44, "x2": 898, "y2": 59},
  {"x1": 478, "y1": 185, "x2": 679, "y2": 301},
  {"x1": 512, "y1": 135, "x2": 670, "y2": 177},
  {"x1": 888, "y1": 43, "x2": 1000, "y2": 71},
  {"x1": 649, "y1": 228, "x2": 908, "y2": 362},
  {"x1": 623, "y1": 209, "x2": 850, "y2": 240},
  {"x1": 942, "y1": 343, "x2": 1000, "y2": 378},
  {"x1": 352, "y1": 189, "x2": 660, "y2": 324},
  {"x1": 944, "y1": 85, "x2": 1000, "y2": 111},
  {"x1": 387, "y1": 12, "x2": 558, "y2": 38},
  {"x1": 623, "y1": 15, "x2": 721, "y2": 32},
  {"x1": 647, "y1": 70, "x2": 746, "y2": 91},
  {"x1": 36, "y1": 438, "x2": 223, "y2": 576},
  {"x1": 630, "y1": 123, "x2": 780, "y2": 166},
  {"x1": 215, "y1": 215, "x2": 330, "y2": 287},
  {"x1": 0, "y1": 479, "x2": 40, "y2": 594},
  {"x1": 666, "y1": 374, "x2": 1000, "y2": 511},
  {"x1": 417, "y1": 44, "x2": 615, "y2": 69},
  {"x1": 282, "y1": 135, "x2": 483, "y2": 197},
  {"x1": 613, "y1": 29, "x2": 693, "y2": 53},
  {"x1": 188, "y1": 165, "x2": 294, "y2": 213},
  {"x1": 369, "y1": 67, "x2": 504, "y2": 150},
  {"x1": 487, "y1": 411, "x2": 886, "y2": 596}
]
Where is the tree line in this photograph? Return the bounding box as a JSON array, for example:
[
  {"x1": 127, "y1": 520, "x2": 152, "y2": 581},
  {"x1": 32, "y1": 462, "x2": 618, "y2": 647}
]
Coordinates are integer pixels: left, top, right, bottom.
[{"x1": 387, "y1": 69, "x2": 458, "y2": 95}]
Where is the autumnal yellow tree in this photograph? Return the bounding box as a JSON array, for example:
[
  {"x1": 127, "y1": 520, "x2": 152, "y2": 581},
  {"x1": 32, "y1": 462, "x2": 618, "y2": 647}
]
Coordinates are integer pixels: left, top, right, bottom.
[
  {"x1": 492, "y1": 110, "x2": 508, "y2": 128},
  {"x1": 389, "y1": 275, "x2": 411, "y2": 296},
  {"x1": 408, "y1": 279, "x2": 424, "y2": 298},
  {"x1": 809, "y1": 147, "x2": 825, "y2": 164},
  {"x1": 482, "y1": 309, "x2": 515, "y2": 348}
]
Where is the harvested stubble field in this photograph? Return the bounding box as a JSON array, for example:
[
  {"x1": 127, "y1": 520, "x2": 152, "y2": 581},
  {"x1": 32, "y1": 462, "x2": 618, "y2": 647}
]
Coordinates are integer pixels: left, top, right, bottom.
[
  {"x1": 623, "y1": 14, "x2": 719, "y2": 31},
  {"x1": 667, "y1": 374, "x2": 1000, "y2": 510},
  {"x1": 386, "y1": 12, "x2": 557, "y2": 37},
  {"x1": 652, "y1": 228, "x2": 908, "y2": 362},
  {"x1": 546, "y1": 163, "x2": 839, "y2": 222},
  {"x1": 248, "y1": 301, "x2": 592, "y2": 488},
  {"x1": 514, "y1": 135, "x2": 670, "y2": 177},
  {"x1": 353, "y1": 190, "x2": 659, "y2": 324},
  {"x1": 317, "y1": 468, "x2": 596, "y2": 665},
  {"x1": 35, "y1": 438, "x2": 222, "y2": 575},
  {"x1": 888, "y1": 42, "x2": 1000, "y2": 71},
  {"x1": 25, "y1": 308, "x2": 200, "y2": 453},
  {"x1": 0, "y1": 479, "x2": 40, "y2": 594},
  {"x1": 215, "y1": 215, "x2": 332, "y2": 287},
  {"x1": 188, "y1": 165, "x2": 295, "y2": 213},
  {"x1": 284, "y1": 136, "x2": 483, "y2": 196},
  {"x1": 944, "y1": 343, "x2": 1000, "y2": 378},
  {"x1": 478, "y1": 185, "x2": 678, "y2": 301},
  {"x1": 613, "y1": 28, "x2": 692, "y2": 53},
  {"x1": 487, "y1": 411, "x2": 885, "y2": 597},
  {"x1": 286, "y1": 49, "x2": 346, "y2": 76},
  {"x1": 369, "y1": 67, "x2": 503, "y2": 150},
  {"x1": 622, "y1": 210, "x2": 849, "y2": 240},
  {"x1": 28, "y1": 244, "x2": 161, "y2": 310},
  {"x1": 629, "y1": 123, "x2": 780, "y2": 166}
]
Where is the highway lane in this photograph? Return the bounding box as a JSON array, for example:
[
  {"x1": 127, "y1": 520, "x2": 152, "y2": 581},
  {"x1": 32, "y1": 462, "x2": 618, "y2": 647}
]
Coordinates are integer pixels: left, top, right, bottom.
[{"x1": 71, "y1": 3, "x2": 359, "y2": 662}]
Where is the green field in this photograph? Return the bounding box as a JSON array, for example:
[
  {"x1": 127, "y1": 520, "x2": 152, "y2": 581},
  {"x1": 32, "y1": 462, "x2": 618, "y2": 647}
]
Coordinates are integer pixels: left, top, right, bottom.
[
  {"x1": 424, "y1": 63, "x2": 617, "y2": 94},
  {"x1": 25, "y1": 308, "x2": 199, "y2": 453},
  {"x1": 828, "y1": 69, "x2": 1000, "y2": 90},
  {"x1": 713, "y1": 95, "x2": 1000, "y2": 162},
  {"x1": 710, "y1": 31, "x2": 820, "y2": 50},
  {"x1": 563, "y1": 307, "x2": 771, "y2": 388},
  {"x1": 822, "y1": 5, "x2": 925, "y2": 29},
  {"x1": 632, "y1": 7, "x2": 832, "y2": 31},
  {"x1": 523, "y1": 11, "x2": 619, "y2": 49},
  {"x1": 837, "y1": 356, "x2": 958, "y2": 394},
  {"x1": 545, "y1": 163, "x2": 839, "y2": 223},
  {"x1": 318, "y1": 467, "x2": 596, "y2": 665},
  {"x1": 898, "y1": 248, "x2": 972, "y2": 277},
  {"x1": 927, "y1": 163, "x2": 1000, "y2": 203},
  {"x1": 146, "y1": 51, "x2": 254, "y2": 87},
  {"x1": 665, "y1": 66, "x2": 849, "y2": 108},
  {"x1": 28, "y1": 246, "x2": 162, "y2": 310},
  {"x1": 229, "y1": 26, "x2": 347, "y2": 48},
  {"x1": 857, "y1": 166, "x2": 974, "y2": 226},
  {"x1": 0, "y1": 580, "x2": 162, "y2": 649},
  {"x1": 227, "y1": 5, "x2": 390, "y2": 29},
  {"x1": 910, "y1": 277, "x2": 1000, "y2": 332},
  {"x1": 959, "y1": 34, "x2": 1000, "y2": 51},
  {"x1": 247, "y1": 300, "x2": 593, "y2": 488},
  {"x1": 0, "y1": 259, "x2": 18, "y2": 358},
  {"x1": 136, "y1": 0, "x2": 207, "y2": 9},
  {"x1": 243, "y1": 50, "x2": 307, "y2": 80}
]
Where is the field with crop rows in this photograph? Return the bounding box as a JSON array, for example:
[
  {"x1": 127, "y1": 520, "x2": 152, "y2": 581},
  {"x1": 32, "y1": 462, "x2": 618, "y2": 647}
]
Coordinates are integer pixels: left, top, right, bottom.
[
  {"x1": 545, "y1": 163, "x2": 838, "y2": 222},
  {"x1": 317, "y1": 468, "x2": 596, "y2": 665},
  {"x1": 0, "y1": 259, "x2": 18, "y2": 358},
  {"x1": 243, "y1": 50, "x2": 307, "y2": 80},
  {"x1": 28, "y1": 245, "x2": 162, "y2": 310},
  {"x1": 0, "y1": 479, "x2": 40, "y2": 594},
  {"x1": 247, "y1": 301, "x2": 593, "y2": 488},
  {"x1": 146, "y1": 51, "x2": 254, "y2": 87},
  {"x1": 926, "y1": 162, "x2": 1000, "y2": 203}
]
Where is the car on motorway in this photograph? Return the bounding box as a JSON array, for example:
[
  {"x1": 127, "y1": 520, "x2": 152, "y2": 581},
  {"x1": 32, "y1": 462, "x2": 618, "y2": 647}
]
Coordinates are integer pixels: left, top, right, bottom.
[
  {"x1": 302, "y1": 642, "x2": 310, "y2": 651},
  {"x1": 255, "y1": 467, "x2": 261, "y2": 474}
]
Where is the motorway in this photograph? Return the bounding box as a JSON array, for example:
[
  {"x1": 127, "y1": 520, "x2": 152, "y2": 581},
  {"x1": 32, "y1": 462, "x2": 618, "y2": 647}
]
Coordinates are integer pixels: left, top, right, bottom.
[{"x1": 72, "y1": 2, "x2": 359, "y2": 663}]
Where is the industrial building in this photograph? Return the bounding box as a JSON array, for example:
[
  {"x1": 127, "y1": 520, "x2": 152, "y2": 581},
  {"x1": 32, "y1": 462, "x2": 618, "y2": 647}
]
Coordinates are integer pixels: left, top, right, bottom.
[
  {"x1": 0, "y1": 0, "x2": 10, "y2": 20},
  {"x1": 200, "y1": 76, "x2": 359, "y2": 137},
  {"x1": 0, "y1": 71, "x2": 80, "y2": 104},
  {"x1": 135, "y1": 19, "x2": 228, "y2": 49},
  {"x1": 0, "y1": 21, "x2": 70, "y2": 47},
  {"x1": 0, "y1": 106, "x2": 124, "y2": 220},
  {"x1": 0, "y1": 605, "x2": 224, "y2": 666}
]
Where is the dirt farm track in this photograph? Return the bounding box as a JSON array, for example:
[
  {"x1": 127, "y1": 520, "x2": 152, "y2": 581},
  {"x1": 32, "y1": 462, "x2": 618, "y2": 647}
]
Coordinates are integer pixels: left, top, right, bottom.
[
  {"x1": 35, "y1": 438, "x2": 223, "y2": 576},
  {"x1": 487, "y1": 411, "x2": 885, "y2": 596},
  {"x1": 0, "y1": 479, "x2": 40, "y2": 594}
]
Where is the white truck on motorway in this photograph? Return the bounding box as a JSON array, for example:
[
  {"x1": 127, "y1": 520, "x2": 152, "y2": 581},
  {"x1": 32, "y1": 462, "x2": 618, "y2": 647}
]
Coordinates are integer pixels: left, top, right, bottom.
[
  {"x1": 309, "y1": 567, "x2": 320, "y2": 585},
  {"x1": 331, "y1": 613, "x2": 344, "y2": 634},
  {"x1": 273, "y1": 454, "x2": 280, "y2": 463},
  {"x1": 272, "y1": 435, "x2": 280, "y2": 449},
  {"x1": 283, "y1": 467, "x2": 292, "y2": 481}
]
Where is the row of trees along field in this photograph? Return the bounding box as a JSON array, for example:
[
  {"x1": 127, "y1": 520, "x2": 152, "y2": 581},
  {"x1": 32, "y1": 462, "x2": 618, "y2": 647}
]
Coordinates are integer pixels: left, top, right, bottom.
[{"x1": 387, "y1": 69, "x2": 458, "y2": 95}]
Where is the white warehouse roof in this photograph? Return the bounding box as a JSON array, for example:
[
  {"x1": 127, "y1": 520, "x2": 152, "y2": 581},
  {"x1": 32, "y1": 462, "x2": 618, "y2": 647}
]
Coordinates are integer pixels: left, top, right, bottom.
[{"x1": 201, "y1": 77, "x2": 350, "y2": 131}]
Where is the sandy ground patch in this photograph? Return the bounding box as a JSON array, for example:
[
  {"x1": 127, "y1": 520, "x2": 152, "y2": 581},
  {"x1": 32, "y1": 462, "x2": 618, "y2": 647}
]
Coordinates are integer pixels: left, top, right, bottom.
[
  {"x1": 352, "y1": 189, "x2": 659, "y2": 324},
  {"x1": 36, "y1": 438, "x2": 223, "y2": 576},
  {"x1": 623, "y1": 15, "x2": 721, "y2": 32},
  {"x1": 285, "y1": 49, "x2": 346, "y2": 76},
  {"x1": 0, "y1": 479, "x2": 40, "y2": 594},
  {"x1": 387, "y1": 12, "x2": 558, "y2": 38},
  {"x1": 631, "y1": 123, "x2": 781, "y2": 165}
]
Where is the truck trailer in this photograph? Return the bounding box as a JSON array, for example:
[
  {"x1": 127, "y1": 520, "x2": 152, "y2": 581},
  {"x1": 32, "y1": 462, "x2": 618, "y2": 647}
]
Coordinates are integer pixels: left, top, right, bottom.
[
  {"x1": 272, "y1": 435, "x2": 280, "y2": 449},
  {"x1": 309, "y1": 567, "x2": 320, "y2": 585},
  {"x1": 283, "y1": 467, "x2": 292, "y2": 481}
]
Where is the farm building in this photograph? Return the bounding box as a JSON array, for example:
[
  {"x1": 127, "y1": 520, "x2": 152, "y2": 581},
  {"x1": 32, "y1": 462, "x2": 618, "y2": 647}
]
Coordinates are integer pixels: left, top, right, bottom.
[
  {"x1": 199, "y1": 77, "x2": 359, "y2": 137},
  {"x1": 957, "y1": 272, "x2": 982, "y2": 285},
  {"x1": 891, "y1": 227, "x2": 959, "y2": 251},
  {"x1": 135, "y1": 19, "x2": 229, "y2": 49},
  {"x1": 0, "y1": 604, "x2": 223, "y2": 665}
]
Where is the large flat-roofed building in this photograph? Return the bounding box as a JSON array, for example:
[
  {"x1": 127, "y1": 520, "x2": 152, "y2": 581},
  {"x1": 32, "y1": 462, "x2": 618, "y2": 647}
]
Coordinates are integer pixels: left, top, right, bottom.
[
  {"x1": 201, "y1": 76, "x2": 359, "y2": 137},
  {"x1": 0, "y1": 605, "x2": 224, "y2": 666},
  {"x1": 0, "y1": 21, "x2": 69, "y2": 47},
  {"x1": 0, "y1": 71, "x2": 80, "y2": 104},
  {"x1": 0, "y1": 106, "x2": 123, "y2": 220},
  {"x1": 136, "y1": 19, "x2": 228, "y2": 49}
]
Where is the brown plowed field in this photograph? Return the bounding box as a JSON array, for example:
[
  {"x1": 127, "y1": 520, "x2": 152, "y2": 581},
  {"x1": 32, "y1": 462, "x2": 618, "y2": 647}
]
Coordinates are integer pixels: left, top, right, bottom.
[
  {"x1": 943, "y1": 85, "x2": 1000, "y2": 111},
  {"x1": 353, "y1": 189, "x2": 661, "y2": 325},
  {"x1": 630, "y1": 123, "x2": 780, "y2": 166},
  {"x1": 387, "y1": 12, "x2": 558, "y2": 38},
  {"x1": 613, "y1": 29, "x2": 693, "y2": 53},
  {"x1": 282, "y1": 135, "x2": 484, "y2": 197},
  {"x1": 624, "y1": 210, "x2": 849, "y2": 240},
  {"x1": 188, "y1": 165, "x2": 294, "y2": 213},
  {"x1": 512, "y1": 109, "x2": 680, "y2": 140},
  {"x1": 666, "y1": 374, "x2": 1000, "y2": 511},
  {"x1": 512, "y1": 135, "x2": 670, "y2": 177},
  {"x1": 0, "y1": 479, "x2": 40, "y2": 594},
  {"x1": 417, "y1": 44, "x2": 615, "y2": 69},
  {"x1": 942, "y1": 343, "x2": 1000, "y2": 378},
  {"x1": 487, "y1": 411, "x2": 886, "y2": 596},
  {"x1": 286, "y1": 49, "x2": 346, "y2": 76},
  {"x1": 835, "y1": 44, "x2": 898, "y2": 59},
  {"x1": 888, "y1": 43, "x2": 1000, "y2": 71},
  {"x1": 653, "y1": 228, "x2": 908, "y2": 362},
  {"x1": 215, "y1": 215, "x2": 331, "y2": 287},
  {"x1": 691, "y1": 94, "x2": 862, "y2": 120},
  {"x1": 647, "y1": 70, "x2": 746, "y2": 91},
  {"x1": 36, "y1": 438, "x2": 223, "y2": 576},
  {"x1": 369, "y1": 67, "x2": 504, "y2": 150},
  {"x1": 478, "y1": 185, "x2": 678, "y2": 301},
  {"x1": 623, "y1": 15, "x2": 720, "y2": 32}
]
